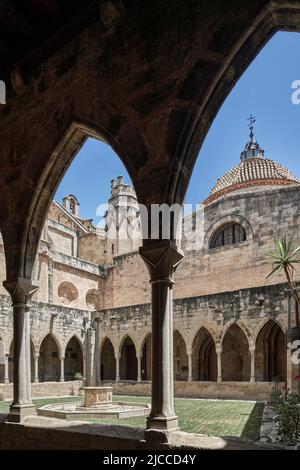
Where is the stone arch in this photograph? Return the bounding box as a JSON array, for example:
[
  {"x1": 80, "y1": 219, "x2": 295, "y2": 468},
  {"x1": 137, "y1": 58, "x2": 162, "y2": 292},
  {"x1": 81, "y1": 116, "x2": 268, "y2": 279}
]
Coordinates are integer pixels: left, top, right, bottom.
[
  {"x1": 188, "y1": 322, "x2": 219, "y2": 353},
  {"x1": 119, "y1": 335, "x2": 137, "y2": 381},
  {"x1": 36, "y1": 330, "x2": 63, "y2": 358},
  {"x1": 138, "y1": 330, "x2": 152, "y2": 356},
  {"x1": 4, "y1": 120, "x2": 144, "y2": 282},
  {"x1": 255, "y1": 319, "x2": 286, "y2": 382},
  {"x1": 118, "y1": 333, "x2": 139, "y2": 358},
  {"x1": 173, "y1": 330, "x2": 188, "y2": 381},
  {"x1": 63, "y1": 333, "x2": 84, "y2": 357},
  {"x1": 58, "y1": 281, "x2": 79, "y2": 305},
  {"x1": 140, "y1": 333, "x2": 151, "y2": 381},
  {"x1": 38, "y1": 333, "x2": 61, "y2": 382},
  {"x1": 2, "y1": 6, "x2": 300, "y2": 283},
  {"x1": 252, "y1": 316, "x2": 286, "y2": 346},
  {"x1": 99, "y1": 334, "x2": 117, "y2": 358},
  {"x1": 100, "y1": 337, "x2": 116, "y2": 381},
  {"x1": 191, "y1": 327, "x2": 217, "y2": 381},
  {"x1": 64, "y1": 336, "x2": 83, "y2": 381},
  {"x1": 220, "y1": 320, "x2": 251, "y2": 346},
  {"x1": 173, "y1": 325, "x2": 188, "y2": 349},
  {"x1": 222, "y1": 324, "x2": 251, "y2": 381}
]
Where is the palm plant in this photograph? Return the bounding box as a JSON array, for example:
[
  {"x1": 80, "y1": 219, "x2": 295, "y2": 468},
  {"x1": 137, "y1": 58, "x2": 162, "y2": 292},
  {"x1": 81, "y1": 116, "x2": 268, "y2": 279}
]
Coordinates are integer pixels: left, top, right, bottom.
[{"x1": 266, "y1": 234, "x2": 300, "y2": 327}]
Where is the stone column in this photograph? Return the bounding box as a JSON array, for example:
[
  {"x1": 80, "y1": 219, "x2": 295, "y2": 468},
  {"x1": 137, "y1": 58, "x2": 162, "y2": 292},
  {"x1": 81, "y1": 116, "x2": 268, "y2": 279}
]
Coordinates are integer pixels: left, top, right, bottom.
[
  {"x1": 4, "y1": 354, "x2": 9, "y2": 384},
  {"x1": 33, "y1": 354, "x2": 39, "y2": 383},
  {"x1": 3, "y1": 278, "x2": 38, "y2": 422},
  {"x1": 216, "y1": 345, "x2": 222, "y2": 383},
  {"x1": 250, "y1": 346, "x2": 255, "y2": 383},
  {"x1": 187, "y1": 352, "x2": 192, "y2": 382},
  {"x1": 115, "y1": 354, "x2": 120, "y2": 382},
  {"x1": 59, "y1": 356, "x2": 65, "y2": 382},
  {"x1": 139, "y1": 240, "x2": 183, "y2": 437},
  {"x1": 94, "y1": 318, "x2": 101, "y2": 385},
  {"x1": 85, "y1": 325, "x2": 96, "y2": 386},
  {"x1": 137, "y1": 353, "x2": 142, "y2": 382}
]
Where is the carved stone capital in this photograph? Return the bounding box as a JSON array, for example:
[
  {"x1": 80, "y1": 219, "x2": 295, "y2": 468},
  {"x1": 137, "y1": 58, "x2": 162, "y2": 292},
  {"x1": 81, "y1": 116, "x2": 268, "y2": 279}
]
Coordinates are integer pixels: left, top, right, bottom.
[
  {"x1": 139, "y1": 240, "x2": 184, "y2": 284},
  {"x1": 3, "y1": 278, "x2": 39, "y2": 307}
]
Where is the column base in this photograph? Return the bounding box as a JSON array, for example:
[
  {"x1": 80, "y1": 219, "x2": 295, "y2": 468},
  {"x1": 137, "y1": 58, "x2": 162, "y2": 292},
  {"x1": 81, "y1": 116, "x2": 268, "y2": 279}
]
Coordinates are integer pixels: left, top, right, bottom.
[
  {"x1": 4, "y1": 379, "x2": 9, "y2": 384},
  {"x1": 217, "y1": 377, "x2": 222, "y2": 383},
  {"x1": 145, "y1": 416, "x2": 180, "y2": 433},
  {"x1": 7, "y1": 403, "x2": 37, "y2": 423},
  {"x1": 145, "y1": 415, "x2": 179, "y2": 442}
]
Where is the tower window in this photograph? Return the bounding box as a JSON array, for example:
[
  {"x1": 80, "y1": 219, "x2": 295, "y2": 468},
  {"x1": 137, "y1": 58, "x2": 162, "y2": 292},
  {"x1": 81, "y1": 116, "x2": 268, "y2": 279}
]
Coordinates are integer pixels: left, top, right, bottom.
[
  {"x1": 209, "y1": 222, "x2": 246, "y2": 249},
  {"x1": 69, "y1": 199, "x2": 75, "y2": 214}
]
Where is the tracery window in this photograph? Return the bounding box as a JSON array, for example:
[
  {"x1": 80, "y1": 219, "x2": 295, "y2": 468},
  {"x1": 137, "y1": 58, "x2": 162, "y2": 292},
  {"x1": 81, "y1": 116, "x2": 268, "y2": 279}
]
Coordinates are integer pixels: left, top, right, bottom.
[{"x1": 209, "y1": 222, "x2": 246, "y2": 249}]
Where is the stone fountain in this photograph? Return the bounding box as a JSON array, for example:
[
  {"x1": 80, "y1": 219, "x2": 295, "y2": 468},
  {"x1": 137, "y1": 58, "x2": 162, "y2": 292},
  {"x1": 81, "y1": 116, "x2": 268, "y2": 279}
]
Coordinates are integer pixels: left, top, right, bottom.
[{"x1": 37, "y1": 386, "x2": 150, "y2": 420}]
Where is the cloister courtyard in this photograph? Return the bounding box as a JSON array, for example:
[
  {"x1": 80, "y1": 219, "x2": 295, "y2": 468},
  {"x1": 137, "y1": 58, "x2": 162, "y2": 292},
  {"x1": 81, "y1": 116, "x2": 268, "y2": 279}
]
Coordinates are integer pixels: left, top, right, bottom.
[{"x1": 0, "y1": 396, "x2": 264, "y2": 441}]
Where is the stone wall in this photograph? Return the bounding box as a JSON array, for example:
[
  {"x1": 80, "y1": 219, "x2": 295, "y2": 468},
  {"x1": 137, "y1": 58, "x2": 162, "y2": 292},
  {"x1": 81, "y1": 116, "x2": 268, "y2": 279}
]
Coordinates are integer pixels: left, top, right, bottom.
[
  {"x1": 107, "y1": 380, "x2": 280, "y2": 401},
  {"x1": 97, "y1": 282, "x2": 289, "y2": 356},
  {"x1": 102, "y1": 186, "x2": 300, "y2": 310},
  {"x1": 0, "y1": 294, "x2": 87, "y2": 356},
  {"x1": 0, "y1": 381, "x2": 80, "y2": 401}
]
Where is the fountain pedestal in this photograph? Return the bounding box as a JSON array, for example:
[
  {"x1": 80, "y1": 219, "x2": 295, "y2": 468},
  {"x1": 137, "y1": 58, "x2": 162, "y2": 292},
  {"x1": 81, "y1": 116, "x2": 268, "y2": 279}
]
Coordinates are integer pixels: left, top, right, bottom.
[{"x1": 83, "y1": 386, "x2": 114, "y2": 408}]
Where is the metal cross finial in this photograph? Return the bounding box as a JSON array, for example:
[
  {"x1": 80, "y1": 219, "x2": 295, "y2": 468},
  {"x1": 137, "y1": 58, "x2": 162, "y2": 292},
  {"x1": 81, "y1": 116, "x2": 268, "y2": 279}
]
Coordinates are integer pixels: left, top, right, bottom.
[{"x1": 247, "y1": 114, "x2": 256, "y2": 141}]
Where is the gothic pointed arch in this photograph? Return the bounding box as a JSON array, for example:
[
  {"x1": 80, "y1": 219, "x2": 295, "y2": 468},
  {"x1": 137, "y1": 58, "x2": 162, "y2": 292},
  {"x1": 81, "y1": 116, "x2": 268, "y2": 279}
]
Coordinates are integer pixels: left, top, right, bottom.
[
  {"x1": 64, "y1": 336, "x2": 83, "y2": 381},
  {"x1": 191, "y1": 327, "x2": 217, "y2": 381},
  {"x1": 140, "y1": 332, "x2": 151, "y2": 381},
  {"x1": 174, "y1": 330, "x2": 188, "y2": 381},
  {"x1": 38, "y1": 334, "x2": 60, "y2": 382},
  {"x1": 222, "y1": 324, "x2": 251, "y2": 381},
  {"x1": 120, "y1": 335, "x2": 137, "y2": 381},
  {"x1": 100, "y1": 337, "x2": 116, "y2": 381},
  {"x1": 255, "y1": 319, "x2": 286, "y2": 382}
]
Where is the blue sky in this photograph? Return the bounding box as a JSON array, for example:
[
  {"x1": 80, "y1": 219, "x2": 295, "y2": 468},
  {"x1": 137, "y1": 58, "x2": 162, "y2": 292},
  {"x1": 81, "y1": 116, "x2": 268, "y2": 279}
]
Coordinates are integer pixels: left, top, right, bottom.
[{"x1": 56, "y1": 32, "x2": 300, "y2": 221}]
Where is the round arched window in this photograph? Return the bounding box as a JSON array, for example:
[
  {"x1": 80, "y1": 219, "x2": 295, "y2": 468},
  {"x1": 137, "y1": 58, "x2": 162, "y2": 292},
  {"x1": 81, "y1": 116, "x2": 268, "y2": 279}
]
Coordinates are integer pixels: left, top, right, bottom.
[
  {"x1": 58, "y1": 282, "x2": 79, "y2": 305},
  {"x1": 209, "y1": 222, "x2": 246, "y2": 249}
]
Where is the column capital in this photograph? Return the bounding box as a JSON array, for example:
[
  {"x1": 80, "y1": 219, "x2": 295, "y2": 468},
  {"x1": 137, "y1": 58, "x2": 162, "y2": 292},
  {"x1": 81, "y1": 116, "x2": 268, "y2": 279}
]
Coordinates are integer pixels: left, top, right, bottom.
[
  {"x1": 3, "y1": 278, "x2": 38, "y2": 306},
  {"x1": 139, "y1": 240, "x2": 183, "y2": 283}
]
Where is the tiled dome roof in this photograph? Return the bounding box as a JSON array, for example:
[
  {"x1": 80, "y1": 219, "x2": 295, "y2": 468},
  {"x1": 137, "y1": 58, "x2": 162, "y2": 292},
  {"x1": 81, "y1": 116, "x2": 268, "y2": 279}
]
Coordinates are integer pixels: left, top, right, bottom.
[{"x1": 206, "y1": 157, "x2": 299, "y2": 203}]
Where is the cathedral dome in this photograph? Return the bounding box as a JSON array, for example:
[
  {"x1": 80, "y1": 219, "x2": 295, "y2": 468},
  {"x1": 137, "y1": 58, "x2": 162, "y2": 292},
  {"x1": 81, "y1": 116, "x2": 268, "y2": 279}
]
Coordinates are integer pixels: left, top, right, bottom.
[{"x1": 204, "y1": 118, "x2": 299, "y2": 204}]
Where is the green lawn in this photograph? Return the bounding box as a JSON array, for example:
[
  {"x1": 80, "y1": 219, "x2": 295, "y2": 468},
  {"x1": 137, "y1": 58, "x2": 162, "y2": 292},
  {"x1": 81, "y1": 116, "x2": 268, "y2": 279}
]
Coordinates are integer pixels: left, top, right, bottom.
[{"x1": 0, "y1": 395, "x2": 264, "y2": 440}]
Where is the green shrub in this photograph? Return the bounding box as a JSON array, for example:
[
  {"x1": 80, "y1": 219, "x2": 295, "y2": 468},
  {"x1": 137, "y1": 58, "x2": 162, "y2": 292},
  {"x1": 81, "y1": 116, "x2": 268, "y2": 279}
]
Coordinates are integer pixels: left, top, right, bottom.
[{"x1": 270, "y1": 389, "x2": 300, "y2": 443}]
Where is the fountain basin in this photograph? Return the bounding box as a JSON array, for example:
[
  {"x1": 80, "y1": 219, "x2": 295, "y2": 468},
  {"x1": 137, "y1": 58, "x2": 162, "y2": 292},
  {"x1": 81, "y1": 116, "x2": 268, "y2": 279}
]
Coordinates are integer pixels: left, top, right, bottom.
[{"x1": 37, "y1": 386, "x2": 150, "y2": 420}]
